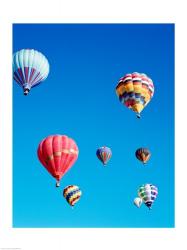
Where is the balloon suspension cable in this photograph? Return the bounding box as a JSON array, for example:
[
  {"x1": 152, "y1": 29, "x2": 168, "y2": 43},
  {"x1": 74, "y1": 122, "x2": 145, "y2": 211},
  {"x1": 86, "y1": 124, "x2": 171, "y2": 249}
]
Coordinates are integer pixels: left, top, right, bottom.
[
  {"x1": 147, "y1": 204, "x2": 152, "y2": 210},
  {"x1": 24, "y1": 89, "x2": 30, "y2": 96},
  {"x1": 56, "y1": 181, "x2": 60, "y2": 188}
]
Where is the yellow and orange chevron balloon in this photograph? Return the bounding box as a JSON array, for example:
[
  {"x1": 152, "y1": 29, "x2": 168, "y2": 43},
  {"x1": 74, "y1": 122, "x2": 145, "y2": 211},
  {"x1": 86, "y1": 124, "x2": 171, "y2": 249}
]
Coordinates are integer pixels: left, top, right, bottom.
[{"x1": 116, "y1": 72, "x2": 154, "y2": 118}]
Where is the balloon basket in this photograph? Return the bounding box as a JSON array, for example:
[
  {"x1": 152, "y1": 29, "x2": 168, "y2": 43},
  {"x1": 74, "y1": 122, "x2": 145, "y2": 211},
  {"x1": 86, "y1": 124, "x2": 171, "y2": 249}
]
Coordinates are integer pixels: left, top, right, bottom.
[
  {"x1": 24, "y1": 89, "x2": 29, "y2": 95},
  {"x1": 56, "y1": 181, "x2": 60, "y2": 188}
]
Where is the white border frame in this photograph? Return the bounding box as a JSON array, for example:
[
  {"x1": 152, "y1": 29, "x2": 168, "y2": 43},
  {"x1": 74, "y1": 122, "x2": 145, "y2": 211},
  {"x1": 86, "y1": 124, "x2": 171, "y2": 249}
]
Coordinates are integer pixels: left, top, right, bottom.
[{"x1": 0, "y1": 0, "x2": 185, "y2": 249}]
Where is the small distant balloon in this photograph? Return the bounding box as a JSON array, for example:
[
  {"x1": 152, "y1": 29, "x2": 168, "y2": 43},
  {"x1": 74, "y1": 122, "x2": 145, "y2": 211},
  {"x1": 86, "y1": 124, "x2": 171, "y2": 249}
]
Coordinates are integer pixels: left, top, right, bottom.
[
  {"x1": 96, "y1": 146, "x2": 112, "y2": 166},
  {"x1": 13, "y1": 49, "x2": 50, "y2": 95},
  {"x1": 115, "y1": 72, "x2": 154, "y2": 118},
  {"x1": 63, "y1": 185, "x2": 82, "y2": 207},
  {"x1": 135, "y1": 148, "x2": 151, "y2": 164},
  {"x1": 134, "y1": 197, "x2": 142, "y2": 208},
  {"x1": 138, "y1": 184, "x2": 158, "y2": 210}
]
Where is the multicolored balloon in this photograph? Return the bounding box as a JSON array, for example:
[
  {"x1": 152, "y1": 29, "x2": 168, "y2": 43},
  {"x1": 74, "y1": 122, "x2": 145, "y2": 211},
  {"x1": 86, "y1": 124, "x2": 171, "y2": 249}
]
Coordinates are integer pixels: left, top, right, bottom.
[
  {"x1": 13, "y1": 49, "x2": 49, "y2": 95},
  {"x1": 96, "y1": 146, "x2": 112, "y2": 166},
  {"x1": 37, "y1": 135, "x2": 79, "y2": 187},
  {"x1": 134, "y1": 197, "x2": 142, "y2": 208},
  {"x1": 135, "y1": 148, "x2": 151, "y2": 164},
  {"x1": 115, "y1": 72, "x2": 154, "y2": 118},
  {"x1": 63, "y1": 185, "x2": 82, "y2": 207},
  {"x1": 138, "y1": 184, "x2": 158, "y2": 210}
]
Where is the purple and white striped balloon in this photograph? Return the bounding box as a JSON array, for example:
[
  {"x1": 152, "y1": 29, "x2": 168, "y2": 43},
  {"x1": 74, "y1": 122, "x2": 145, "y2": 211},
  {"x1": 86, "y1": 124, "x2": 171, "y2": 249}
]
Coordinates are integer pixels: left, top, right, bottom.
[{"x1": 13, "y1": 49, "x2": 49, "y2": 95}]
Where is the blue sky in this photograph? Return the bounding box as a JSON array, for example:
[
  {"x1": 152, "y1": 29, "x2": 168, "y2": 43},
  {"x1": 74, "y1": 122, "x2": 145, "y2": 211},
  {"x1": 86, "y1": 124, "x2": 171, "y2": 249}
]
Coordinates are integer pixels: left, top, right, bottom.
[{"x1": 13, "y1": 24, "x2": 174, "y2": 228}]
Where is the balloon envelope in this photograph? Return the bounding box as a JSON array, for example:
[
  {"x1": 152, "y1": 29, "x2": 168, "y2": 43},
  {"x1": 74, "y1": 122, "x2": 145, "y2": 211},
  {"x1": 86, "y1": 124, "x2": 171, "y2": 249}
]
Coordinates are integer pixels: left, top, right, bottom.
[
  {"x1": 13, "y1": 49, "x2": 49, "y2": 95},
  {"x1": 63, "y1": 185, "x2": 82, "y2": 206},
  {"x1": 116, "y1": 72, "x2": 154, "y2": 118},
  {"x1": 96, "y1": 146, "x2": 112, "y2": 165},
  {"x1": 135, "y1": 148, "x2": 151, "y2": 164},
  {"x1": 138, "y1": 184, "x2": 158, "y2": 209},
  {"x1": 37, "y1": 135, "x2": 79, "y2": 186},
  {"x1": 134, "y1": 197, "x2": 142, "y2": 208}
]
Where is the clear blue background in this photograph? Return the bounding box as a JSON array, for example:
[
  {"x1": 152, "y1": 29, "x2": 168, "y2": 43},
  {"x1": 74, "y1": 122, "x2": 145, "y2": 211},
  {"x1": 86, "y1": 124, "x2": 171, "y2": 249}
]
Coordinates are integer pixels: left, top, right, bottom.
[{"x1": 13, "y1": 24, "x2": 174, "y2": 228}]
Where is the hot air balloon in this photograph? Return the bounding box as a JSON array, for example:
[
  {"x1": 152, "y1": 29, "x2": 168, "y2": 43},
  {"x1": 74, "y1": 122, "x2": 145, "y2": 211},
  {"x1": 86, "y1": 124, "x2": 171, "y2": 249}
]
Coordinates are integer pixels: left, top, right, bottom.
[
  {"x1": 96, "y1": 146, "x2": 112, "y2": 166},
  {"x1": 13, "y1": 49, "x2": 49, "y2": 95},
  {"x1": 134, "y1": 197, "x2": 142, "y2": 208},
  {"x1": 135, "y1": 148, "x2": 151, "y2": 164},
  {"x1": 37, "y1": 135, "x2": 79, "y2": 187},
  {"x1": 63, "y1": 185, "x2": 82, "y2": 207},
  {"x1": 138, "y1": 184, "x2": 158, "y2": 210},
  {"x1": 115, "y1": 72, "x2": 154, "y2": 118}
]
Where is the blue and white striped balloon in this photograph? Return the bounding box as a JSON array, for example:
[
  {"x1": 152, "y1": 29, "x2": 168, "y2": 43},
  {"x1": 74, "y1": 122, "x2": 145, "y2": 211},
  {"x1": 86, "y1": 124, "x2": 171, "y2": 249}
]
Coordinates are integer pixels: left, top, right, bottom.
[{"x1": 13, "y1": 49, "x2": 49, "y2": 95}]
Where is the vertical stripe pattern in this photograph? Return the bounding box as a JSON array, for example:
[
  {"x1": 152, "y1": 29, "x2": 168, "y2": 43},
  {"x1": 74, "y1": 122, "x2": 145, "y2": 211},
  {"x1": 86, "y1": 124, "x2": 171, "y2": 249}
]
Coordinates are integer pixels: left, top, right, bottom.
[
  {"x1": 138, "y1": 184, "x2": 158, "y2": 209},
  {"x1": 37, "y1": 135, "x2": 79, "y2": 183},
  {"x1": 13, "y1": 49, "x2": 49, "y2": 94},
  {"x1": 135, "y1": 148, "x2": 151, "y2": 164},
  {"x1": 96, "y1": 146, "x2": 112, "y2": 165}
]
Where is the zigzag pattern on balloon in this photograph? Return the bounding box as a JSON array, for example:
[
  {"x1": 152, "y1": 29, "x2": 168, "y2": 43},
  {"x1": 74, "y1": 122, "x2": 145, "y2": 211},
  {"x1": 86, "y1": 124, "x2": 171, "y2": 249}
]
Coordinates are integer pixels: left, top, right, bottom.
[
  {"x1": 116, "y1": 72, "x2": 154, "y2": 117},
  {"x1": 135, "y1": 148, "x2": 151, "y2": 164},
  {"x1": 63, "y1": 185, "x2": 82, "y2": 206}
]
